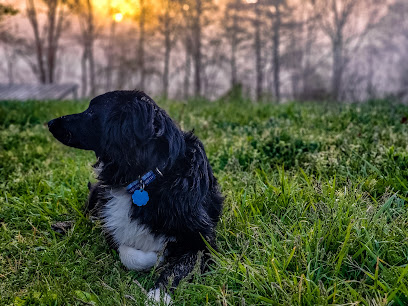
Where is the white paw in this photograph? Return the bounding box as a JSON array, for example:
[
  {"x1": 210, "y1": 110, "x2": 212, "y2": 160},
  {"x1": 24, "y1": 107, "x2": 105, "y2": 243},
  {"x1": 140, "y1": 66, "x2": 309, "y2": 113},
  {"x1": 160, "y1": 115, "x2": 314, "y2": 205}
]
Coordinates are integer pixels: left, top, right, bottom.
[
  {"x1": 145, "y1": 289, "x2": 172, "y2": 305},
  {"x1": 119, "y1": 245, "x2": 161, "y2": 271}
]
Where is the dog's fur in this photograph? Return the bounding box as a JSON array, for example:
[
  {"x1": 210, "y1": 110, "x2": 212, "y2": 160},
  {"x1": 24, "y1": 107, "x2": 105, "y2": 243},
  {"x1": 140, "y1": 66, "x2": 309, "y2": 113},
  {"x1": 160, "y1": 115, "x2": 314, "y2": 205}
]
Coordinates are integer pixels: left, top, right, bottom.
[{"x1": 48, "y1": 90, "x2": 223, "y2": 301}]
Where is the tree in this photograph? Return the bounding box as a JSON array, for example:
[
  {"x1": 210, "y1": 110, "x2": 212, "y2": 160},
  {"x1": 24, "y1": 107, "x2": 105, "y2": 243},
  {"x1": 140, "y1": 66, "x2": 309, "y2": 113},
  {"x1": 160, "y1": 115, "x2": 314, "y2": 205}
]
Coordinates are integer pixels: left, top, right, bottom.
[
  {"x1": 297, "y1": 2, "x2": 324, "y2": 100},
  {"x1": 0, "y1": 4, "x2": 19, "y2": 84},
  {"x1": 231, "y1": 0, "x2": 291, "y2": 102},
  {"x1": 157, "y1": 0, "x2": 181, "y2": 99},
  {"x1": 231, "y1": 0, "x2": 265, "y2": 101},
  {"x1": 181, "y1": 0, "x2": 216, "y2": 97},
  {"x1": 378, "y1": 0, "x2": 408, "y2": 100},
  {"x1": 224, "y1": 0, "x2": 250, "y2": 88},
  {"x1": 253, "y1": 1, "x2": 263, "y2": 101},
  {"x1": 125, "y1": 0, "x2": 156, "y2": 90},
  {"x1": 313, "y1": 0, "x2": 382, "y2": 101},
  {"x1": 278, "y1": 0, "x2": 325, "y2": 101},
  {"x1": 191, "y1": 0, "x2": 203, "y2": 97},
  {"x1": 271, "y1": 1, "x2": 281, "y2": 102},
  {"x1": 182, "y1": 26, "x2": 192, "y2": 99},
  {"x1": 25, "y1": 0, "x2": 68, "y2": 84},
  {"x1": 138, "y1": 0, "x2": 147, "y2": 89},
  {"x1": 105, "y1": 10, "x2": 118, "y2": 92},
  {"x1": 265, "y1": 0, "x2": 296, "y2": 103},
  {"x1": 68, "y1": 0, "x2": 97, "y2": 97}
]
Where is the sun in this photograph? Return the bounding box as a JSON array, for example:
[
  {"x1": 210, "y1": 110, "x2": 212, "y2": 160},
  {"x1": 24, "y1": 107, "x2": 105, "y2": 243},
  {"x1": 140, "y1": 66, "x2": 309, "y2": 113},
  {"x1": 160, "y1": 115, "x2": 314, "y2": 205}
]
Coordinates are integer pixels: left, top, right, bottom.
[
  {"x1": 113, "y1": 12, "x2": 123, "y2": 22},
  {"x1": 92, "y1": 0, "x2": 140, "y2": 21}
]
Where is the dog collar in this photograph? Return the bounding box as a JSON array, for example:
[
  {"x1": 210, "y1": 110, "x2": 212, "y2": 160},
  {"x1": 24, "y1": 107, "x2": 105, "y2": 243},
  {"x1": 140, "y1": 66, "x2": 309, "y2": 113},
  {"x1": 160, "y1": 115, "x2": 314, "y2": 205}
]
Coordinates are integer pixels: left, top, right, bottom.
[{"x1": 126, "y1": 168, "x2": 163, "y2": 206}]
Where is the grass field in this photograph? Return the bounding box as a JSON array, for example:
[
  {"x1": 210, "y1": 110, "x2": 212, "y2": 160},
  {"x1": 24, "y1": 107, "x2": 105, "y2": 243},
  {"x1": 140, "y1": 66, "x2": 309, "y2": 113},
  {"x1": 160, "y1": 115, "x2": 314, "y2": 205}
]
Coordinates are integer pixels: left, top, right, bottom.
[{"x1": 1, "y1": 98, "x2": 408, "y2": 305}]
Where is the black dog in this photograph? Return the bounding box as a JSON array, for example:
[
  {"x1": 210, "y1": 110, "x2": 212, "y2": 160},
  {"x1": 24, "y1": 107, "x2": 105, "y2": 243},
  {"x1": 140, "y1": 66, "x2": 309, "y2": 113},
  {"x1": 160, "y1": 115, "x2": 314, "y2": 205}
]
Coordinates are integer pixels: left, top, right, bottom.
[{"x1": 48, "y1": 91, "x2": 223, "y2": 304}]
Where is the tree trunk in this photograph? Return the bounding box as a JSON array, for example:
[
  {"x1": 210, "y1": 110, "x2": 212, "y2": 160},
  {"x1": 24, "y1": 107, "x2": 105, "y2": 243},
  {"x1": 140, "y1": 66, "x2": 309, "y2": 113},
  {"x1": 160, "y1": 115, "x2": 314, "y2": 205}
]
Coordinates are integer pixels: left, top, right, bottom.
[
  {"x1": 46, "y1": 0, "x2": 57, "y2": 83},
  {"x1": 139, "y1": 0, "x2": 146, "y2": 89},
  {"x1": 302, "y1": 14, "x2": 314, "y2": 95},
  {"x1": 231, "y1": 5, "x2": 238, "y2": 89},
  {"x1": 231, "y1": 43, "x2": 237, "y2": 88},
  {"x1": 81, "y1": 47, "x2": 88, "y2": 97},
  {"x1": 332, "y1": 34, "x2": 343, "y2": 101},
  {"x1": 230, "y1": 0, "x2": 239, "y2": 88},
  {"x1": 26, "y1": 0, "x2": 46, "y2": 83},
  {"x1": 184, "y1": 36, "x2": 191, "y2": 100},
  {"x1": 272, "y1": 4, "x2": 281, "y2": 102},
  {"x1": 88, "y1": 43, "x2": 96, "y2": 95},
  {"x1": 366, "y1": 50, "x2": 374, "y2": 99},
  {"x1": 106, "y1": 20, "x2": 116, "y2": 91},
  {"x1": 193, "y1": 0, "x2": 202, "y2": 97},
  {"x1": 163, "y1": 3, "x2": 171, "y2": 99},
  {"x1": 7, "y1": 59, "x2": 14, "y2": 84},
  {"x1": 4, "y1": 46, "x2": 15, "y2": 84},
  {"x1": 86, "y1": 0, "x2": 96, "y2": 96},
  {"x1": 254, "y1": 3, "x2": 262, "y2": 101}
]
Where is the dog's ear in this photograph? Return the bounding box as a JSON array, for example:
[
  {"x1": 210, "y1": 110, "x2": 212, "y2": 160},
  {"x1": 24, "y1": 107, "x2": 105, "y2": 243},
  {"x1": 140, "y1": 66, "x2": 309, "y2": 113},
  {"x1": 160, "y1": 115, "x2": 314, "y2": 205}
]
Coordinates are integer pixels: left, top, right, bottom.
[
  {"x1": 102, "y1": 98, "x2": 155, "y2": 164},
  {"x1": 152, "y1": 108, "x2": 186, "y2": 169}
]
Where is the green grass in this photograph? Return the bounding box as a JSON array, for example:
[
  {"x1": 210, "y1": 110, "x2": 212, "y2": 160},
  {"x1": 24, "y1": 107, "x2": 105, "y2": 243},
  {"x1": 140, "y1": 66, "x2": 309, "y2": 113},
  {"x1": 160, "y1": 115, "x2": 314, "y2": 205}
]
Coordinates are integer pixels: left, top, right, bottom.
[{"x1": 1, "y1": 98, "x2": 408, "y2": 305}]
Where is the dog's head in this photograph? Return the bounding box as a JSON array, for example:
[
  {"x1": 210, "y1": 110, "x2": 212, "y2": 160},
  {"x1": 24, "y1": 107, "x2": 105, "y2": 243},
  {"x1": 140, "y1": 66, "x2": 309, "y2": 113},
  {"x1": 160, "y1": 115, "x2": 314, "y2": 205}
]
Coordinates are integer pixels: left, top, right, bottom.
[{"x1": 48, "y1": 90, "x2": 185, "y2": 184}]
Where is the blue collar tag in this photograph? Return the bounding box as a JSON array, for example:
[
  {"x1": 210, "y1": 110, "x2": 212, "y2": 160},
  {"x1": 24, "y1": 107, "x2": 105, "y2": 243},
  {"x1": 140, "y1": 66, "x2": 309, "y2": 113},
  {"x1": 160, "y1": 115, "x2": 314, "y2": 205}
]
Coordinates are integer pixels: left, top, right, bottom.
[
  {"x1": 131, "y1": 189, "x2": 149, "y2": 206},
  {"x1": 126, "y1": 170, "x2": 160, "y2": 206}
]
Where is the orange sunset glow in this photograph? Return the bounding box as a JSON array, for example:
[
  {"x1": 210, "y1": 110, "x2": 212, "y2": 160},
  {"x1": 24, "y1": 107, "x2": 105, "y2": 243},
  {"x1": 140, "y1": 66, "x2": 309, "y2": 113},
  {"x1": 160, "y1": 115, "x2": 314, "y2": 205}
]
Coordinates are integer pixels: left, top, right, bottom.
[{"x1": 94, "y1": 0, "x2": 140, "y2": 18}]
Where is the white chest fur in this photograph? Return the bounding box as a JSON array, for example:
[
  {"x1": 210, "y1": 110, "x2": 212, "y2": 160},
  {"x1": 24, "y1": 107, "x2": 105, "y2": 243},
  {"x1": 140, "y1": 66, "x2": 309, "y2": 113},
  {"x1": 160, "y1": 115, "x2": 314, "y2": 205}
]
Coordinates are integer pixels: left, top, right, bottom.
[{"x1": 102, "y1": 188, "x2": 168, "y2": 253}]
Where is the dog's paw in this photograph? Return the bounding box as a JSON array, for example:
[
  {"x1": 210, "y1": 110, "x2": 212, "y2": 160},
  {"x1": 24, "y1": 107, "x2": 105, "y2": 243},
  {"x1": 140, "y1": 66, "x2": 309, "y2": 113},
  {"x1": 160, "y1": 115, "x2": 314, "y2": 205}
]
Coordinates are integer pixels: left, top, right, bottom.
[
  {"x1": 119, "y1": 245, "x2": 160, "y2": 271},
  {"x1": 145, "y1": 289, "x2": 172, "y2": 305}
]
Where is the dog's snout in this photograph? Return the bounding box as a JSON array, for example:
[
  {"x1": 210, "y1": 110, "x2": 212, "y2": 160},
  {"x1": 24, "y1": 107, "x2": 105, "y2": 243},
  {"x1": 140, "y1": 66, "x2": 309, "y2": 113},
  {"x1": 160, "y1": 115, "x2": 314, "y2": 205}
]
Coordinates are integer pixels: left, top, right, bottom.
[
  {"x1": 48, "y1": 117, "x2": 63, "y2": 132},
  {"x1": 48, "y1": 113, "x2": 98, "y2": 151},
  {"x1": 48, "y1": 117, "x2": 64, "y2": 136},
  {"x1": 48, "y1": 119, "x2": 55, "y2": 128}
]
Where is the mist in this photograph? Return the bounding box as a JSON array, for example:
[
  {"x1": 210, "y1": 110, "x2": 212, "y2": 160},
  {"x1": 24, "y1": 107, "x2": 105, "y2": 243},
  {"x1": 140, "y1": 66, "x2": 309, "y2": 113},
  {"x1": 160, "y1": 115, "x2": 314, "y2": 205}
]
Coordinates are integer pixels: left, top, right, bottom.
[{"x1": 0, "y1": 0, "x2": 406, "y2": 102}]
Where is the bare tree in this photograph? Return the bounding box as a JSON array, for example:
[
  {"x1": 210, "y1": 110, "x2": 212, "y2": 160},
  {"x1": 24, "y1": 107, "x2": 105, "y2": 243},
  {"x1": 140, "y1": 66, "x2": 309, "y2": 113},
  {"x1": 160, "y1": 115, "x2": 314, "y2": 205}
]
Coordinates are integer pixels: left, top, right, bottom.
[
  {"x1": 192, "y1": 0, "x2": 203, "y2": 96},
  {"x1": 25, "y1": 0, "x2": 68, "y2": 84},
  {"x1": 201, "y1": 37, "x2": 229, "y2": 98},
  {"x1": 224, "y1": 0, "x2": 250, "y2": 89},
  {"x1": 271, "y1": 1, "x2": 281, "y2": 102},
  {"x1": 0, "y1": 4, "x2": 19, "y2": 84},
  {"x1": 183, "y1": 33, "x2": 192, "y2": 99},
  {"x1": 161, "y1": 0, "x2": 172, "y2": 99},
  {"x1": 179, "y1": 3, "x2": 192, "y2": 99},
  {"x1": 265, "y1": 0, "x2": 296, "y2": 102},
  {"x1": 105, "y1": 17, "x2": 116, "y2": 91},
  {"x1": 378, "y1": 0, "x2": 408, "y2": 100},
  {"x1": 313, "y1": 0, "x2": 382, "y2": 101},
  {"x1": 276, "y1": 1, "x2": 324, "y2": 101},
  {"x1": 181, "y1": 0, "x2": 216, "y2": 97},
  {"x1": 138, "y1": 0, "x2": 147, "y2": 89},
  {"x1": 232, "y1": 0, "x2": 268, "y2": 101},
  {"x1": 298, "y1": 2, "x2": 323, "y2": 100},
  {"x1": 68, "y1": 0, "x2": 97, "y2": 97},
  {"x1": 2, "y1": 37, "x2": 19, "y2": 84},
  {"x1": 157, "y1": 0, "x2": 181, "y2": 99},
  {"x1": 253, "y1": 2, "x2": 263, "y2": 101}
]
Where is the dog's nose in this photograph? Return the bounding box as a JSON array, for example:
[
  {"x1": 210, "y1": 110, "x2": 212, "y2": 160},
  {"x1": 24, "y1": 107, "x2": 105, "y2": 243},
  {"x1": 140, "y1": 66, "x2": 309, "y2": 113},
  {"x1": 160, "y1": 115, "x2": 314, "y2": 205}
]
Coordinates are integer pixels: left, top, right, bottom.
[{"x1": 48, "y1": 119, "x2": 55, "y2": 129}]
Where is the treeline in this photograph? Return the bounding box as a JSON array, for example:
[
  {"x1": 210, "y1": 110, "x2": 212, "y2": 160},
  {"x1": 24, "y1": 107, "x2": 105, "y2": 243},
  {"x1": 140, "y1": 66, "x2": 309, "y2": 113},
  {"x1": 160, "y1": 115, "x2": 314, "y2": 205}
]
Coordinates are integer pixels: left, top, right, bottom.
[{"x1": 0, "y1": 0, "x2": 407, "y2": 102}]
